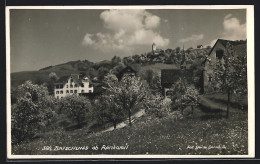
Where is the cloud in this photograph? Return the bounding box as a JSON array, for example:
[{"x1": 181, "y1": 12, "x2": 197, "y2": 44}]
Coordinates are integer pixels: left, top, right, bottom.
[
  {"x1": 179, "y1": 34, "x2": 204, "y2": 43},
  {"x1": 210, "y1": 14, "x2": 246, "y2": 46},
  {"x1": 82, "y1": 9, "x2": 169, "y2": 52}
]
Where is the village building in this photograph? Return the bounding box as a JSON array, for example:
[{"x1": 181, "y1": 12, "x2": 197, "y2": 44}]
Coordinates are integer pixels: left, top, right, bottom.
[
  {"x1": 197, "y1": 45, "x2": 203, "y2": 49},
  {"x1": 201, "y1": 39, "x2": 247, "y2": 93},
  {"x1": 161, "y1": 69, "x2": 182, "y2": 101},
  {"x1": 117, "y1": 65, "x2": 140, "y2": 81},
  {"x1": 54, "y1": 74, "x2": 94, "y2": 99}
]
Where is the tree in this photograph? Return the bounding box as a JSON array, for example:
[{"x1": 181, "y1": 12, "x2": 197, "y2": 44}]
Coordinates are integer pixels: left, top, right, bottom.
[
  {"x1": 207, "y1": 45, "x2": 212, "y2": 49},
  {"x1": 171, "y1": 78, "x2": 199, "y2": 115},
  {"x1": 12, "y1": 81, "x2": 56, "y2": 143},
  {"x1": 58, "y1": 95, "x2": 92, "y2": 126},
  {"x1": 141, "y1": 70, "x2": 162, "y2": 93},
  {"x1": 123, "y1": 56, "x2": 134, "y2": 66},
  {"x1": 103, "y1": 73, "x2": 148, "y2": 127},
  {"x1": 145, "y1": 94, "x2": 170, "y2": 118},
  {"x1": 175, "y1": 46, "x2": 180, "y2": 53},
  {"x1": 111, "y1": 63, "x2": 125, "y2": 75},
  {"x1": 48, "y1": 72, "x2": 59, "y2": 95},
  {"x1": 132, "y1": 54, "x2": 141, "y2": 64},
  {"x1": 97, "y1": 94, "x2": 125, "y2": 129},
  {"x1": 12, "y1": 94, "x2": 39, "y2": 143},
  {"x1": 97, "y1": 66, "x2": 110, "y2": 81},
  {"x1": 213, "y1": 42, "x2": 247, "y2": 117},
  {"x1": 111, "y1": 56, "x2": 121, "y2": 67},
  {"x1": 48, "y1": 72, "x2": 59, "y2": 81}
]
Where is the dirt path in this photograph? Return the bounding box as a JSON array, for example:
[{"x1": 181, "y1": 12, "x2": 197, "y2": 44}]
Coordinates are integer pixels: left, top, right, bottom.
[{"x1": 87, "y1": 109, "x2": 145, "y2": 138}]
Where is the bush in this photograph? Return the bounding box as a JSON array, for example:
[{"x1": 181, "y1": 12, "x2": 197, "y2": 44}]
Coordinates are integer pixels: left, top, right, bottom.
[
  {"x1": 12, "y1": 81, "x2": 56, "y2": 144},
  {"x1": 145, "y1": 94, "x2": 171, "y2": 118},
  {"x1": 57, "y1": 95, "x2": 92, "y2": 127}
]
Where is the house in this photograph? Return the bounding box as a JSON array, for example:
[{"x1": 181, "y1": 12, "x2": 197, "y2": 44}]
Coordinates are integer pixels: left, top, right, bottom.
[
  {"x1": 201, "y1": 39, "x2": 247, "y2": 93},
  {"x1": 117, "y1": 65, "x2": 140, "y2": 81},
  {"x1": 197, "y1": 45, "x2": 203, "y2": 49},
  {"x1": 161, "y1": 69, "x2": 182, "y2": 100},
  {"x1": 54, "y1": 74, "x2": 94, "y2": 99}
]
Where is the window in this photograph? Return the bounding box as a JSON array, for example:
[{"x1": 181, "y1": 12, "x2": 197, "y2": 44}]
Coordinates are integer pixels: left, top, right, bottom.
[
  {"x1": 60, "y1": 85, "x2": 63, "y2": 88},
  {"x1": 74, "y1": 90, "x2": 77, "y2": 93},
  {"x1": 66, "y1": 90, "x2": 69, "y2": 93},
  {"x1": 81, "y1": 84, "x2": 84, "y2": 87},
  {"x1": 70, "y1": 90, "x2": 73, "y2": 93},
  {"x1": 75, "y1": 84, "x2": 78, "y2": 88},
  {"x1": 56, "y1": 91, "x2": 59, "y2": 94},
  {"x1": 208, "y1": 76, "x2": 212, "y2": 82},
  {"x1": 82, "y1": 90, "x2": 84, "y2": 93},
  {"x1": 66, "y1": 85, "x2": 68, "y2": 88},
  {"x1": 216, "y1": 50, "x2": 224, "y2": 60},
  {"x1": 166, "y1": 91, "x2": 173, "y2": 96},
  {"x1": 70, "y1": 84, "x2": 73, "y2": 88},
  {"x1": 56, "y1": 85, "x2": 59, "y2": 89},
  {"x1": 71, "y1": 79, "x2": 73, "y2": 83},
  {"x1": 57, "y1": 96, "x2": 59, "y2": 99},
  {"x1": 61, "y1": 97, "x2": 63, "y2": 99},
  {"x1": 89, "y1": 90, "x2": 92, "y2": 93},
  {"x1": 60, "y1": 91, "x2": 63, "y2": 94}
]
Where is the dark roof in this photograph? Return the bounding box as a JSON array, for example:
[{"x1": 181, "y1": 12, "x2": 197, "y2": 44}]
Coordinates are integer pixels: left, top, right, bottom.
[
  {"x1": 55, "y1": 74, "x2": 84, "y2": 85},
  {"x1": 117, "y1": 65, "x2": 140, "y2": 80},
  {"x1": 161, "y1": 69, "x2": 181, "y2": 88},
  {"x1": 56, "y1": 75, "x2": 70, "y2": 83}
]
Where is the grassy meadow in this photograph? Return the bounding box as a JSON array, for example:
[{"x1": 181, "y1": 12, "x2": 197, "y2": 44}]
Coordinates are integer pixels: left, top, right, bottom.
[{"x1": 12, "y1": 99, "x2": 248, "y2": 155}]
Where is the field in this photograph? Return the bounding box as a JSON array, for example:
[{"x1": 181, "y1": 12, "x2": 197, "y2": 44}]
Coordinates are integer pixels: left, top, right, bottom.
[{"x1": 12, "y1": 95, "x2": 248, "y2": 155}]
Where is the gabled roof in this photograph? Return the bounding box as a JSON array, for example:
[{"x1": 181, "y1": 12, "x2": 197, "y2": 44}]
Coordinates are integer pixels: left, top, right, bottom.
[
  {"x1": 56, "y1": 75, "x2": 70, "y2": 84},
  {"x1": 201, "y1": 39, "x2": 247, "y2": 65},
  {"x1": 55, "y1": 74, "x2": 85, "y2": 85},
  {"x1": 117, "y1": 65, "x2": 140, "y2": 80},
  {"x1": 208, "y1": 39, "x2": 246, "y2": 57}
]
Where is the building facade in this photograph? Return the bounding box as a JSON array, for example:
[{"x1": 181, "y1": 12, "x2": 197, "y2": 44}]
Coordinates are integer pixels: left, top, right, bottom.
[
  {"x1": 201, "y1": 39, "x2": 247, "y2": 93},
  {"x1": 54, "y1": 74, "x2": 94, "y2": 99}
]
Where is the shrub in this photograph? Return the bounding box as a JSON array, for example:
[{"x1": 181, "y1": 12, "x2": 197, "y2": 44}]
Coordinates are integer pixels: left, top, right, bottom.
[
  {"x1": 12, "y1": 81, "x2": 56, "y2": 144},
  {"x1": 145, "y1": 94, "x2": 171, "y2": 118},
  {"x1": 57, "y1": 95, "x2": 92, "y2": 126}
]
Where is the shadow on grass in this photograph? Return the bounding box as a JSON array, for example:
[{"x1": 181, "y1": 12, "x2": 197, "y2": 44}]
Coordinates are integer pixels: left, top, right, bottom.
[{"x1": 199, "y1": 114, "x2": 225, "y2": 121}]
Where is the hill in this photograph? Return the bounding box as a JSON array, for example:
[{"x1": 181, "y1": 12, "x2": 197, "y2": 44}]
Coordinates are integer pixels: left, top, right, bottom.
[
  {"x1": 11, "y1": 60, "x2": 97, "y2": 89},
  {"x1": 11, "y1": 61, "x2": 181, "y2": 89},
  {"x1": 10, "y1": 46, "x2": 209, "y2": 89}
]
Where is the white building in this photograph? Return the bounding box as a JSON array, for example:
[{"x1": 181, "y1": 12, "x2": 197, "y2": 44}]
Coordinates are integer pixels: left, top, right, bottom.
[{"x1": 54, "y1": 74, "x2": 94, "y2": 99}]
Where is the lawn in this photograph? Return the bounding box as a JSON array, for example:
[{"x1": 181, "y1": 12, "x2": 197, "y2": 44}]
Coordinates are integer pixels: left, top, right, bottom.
[{"x1": 12, "y1": 106, "x2": 248, "y2": 155}]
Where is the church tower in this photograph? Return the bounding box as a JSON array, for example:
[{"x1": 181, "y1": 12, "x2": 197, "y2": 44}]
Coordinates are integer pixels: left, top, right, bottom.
[{"x1": 152, "y1": 43, "x2": 156, "y2": 54}]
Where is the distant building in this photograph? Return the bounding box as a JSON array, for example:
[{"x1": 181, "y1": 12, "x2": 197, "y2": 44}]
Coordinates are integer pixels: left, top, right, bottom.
[
  {"x1": 117, "y1": 65, "x2": 140, "y2": 81},
  {"x1": 54, "y1": 74, "x2": 94, "y2": 99},
  {"x1": 201, "y1": 39, "x2": 247, "y2": 93},
  {"x1": 197, "y1": 45, "x2": 203, "y2": 49},
  {"x1": 152, "y1": 43, "x2": 157, "y2": 52},
  {"x1": 152, "y1": 43, "x2": 164, "y2": 55}
]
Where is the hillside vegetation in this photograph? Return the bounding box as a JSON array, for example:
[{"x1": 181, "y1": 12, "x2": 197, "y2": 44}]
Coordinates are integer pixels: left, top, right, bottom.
[{"x1": 12, "y1": 104, "x2": 248, "y2": 155}]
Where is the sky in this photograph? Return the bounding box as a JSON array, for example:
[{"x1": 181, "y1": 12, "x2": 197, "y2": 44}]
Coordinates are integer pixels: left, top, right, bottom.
[{"x1": 9, "y1": 8, "x2": 246, "y2": 72}]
